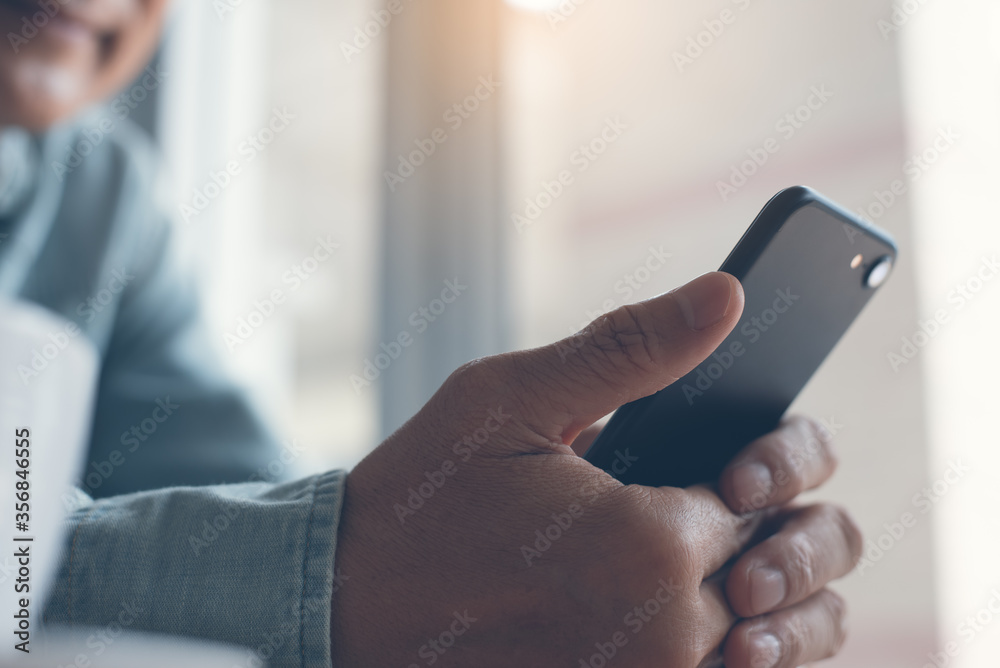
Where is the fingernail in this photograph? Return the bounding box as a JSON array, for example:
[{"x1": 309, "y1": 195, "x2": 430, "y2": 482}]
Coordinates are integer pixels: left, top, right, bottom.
[
  {"x1": 670, "y1": 272, "x2": 734, "y2": 331},
  {"x1": 748, "y1": 632, "x2": 782, "y2": 668},
  {"x1": 732, "y1": 462, "x2": 774, "y2": 507},
  {"x1": 749, "y1": 567, "x2": 787, "y2": 614}
]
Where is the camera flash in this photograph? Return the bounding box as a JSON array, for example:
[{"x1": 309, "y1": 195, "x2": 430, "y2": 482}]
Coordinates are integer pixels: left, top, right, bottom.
[{"x1": 851, "y1": 254, "x2": 863, "y2": 269}]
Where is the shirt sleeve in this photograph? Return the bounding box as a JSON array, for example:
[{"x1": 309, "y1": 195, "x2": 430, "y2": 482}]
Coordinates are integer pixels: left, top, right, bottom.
[{"x1": 43, "y1": 470, "x2": 346, "y2": 668}]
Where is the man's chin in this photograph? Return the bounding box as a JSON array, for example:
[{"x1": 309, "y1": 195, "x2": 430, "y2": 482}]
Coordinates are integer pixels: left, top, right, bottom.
[
  {"x1": 0, "y1": 87, "x2": 86, "y2": 133},
  {"x1": 0, "y1": 43, "x2": 98, "y2": 130}
]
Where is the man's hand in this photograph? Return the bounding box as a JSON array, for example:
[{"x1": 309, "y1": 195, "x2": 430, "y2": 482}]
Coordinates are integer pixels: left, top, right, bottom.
[{"x1": 330, "y1": 272, "x2": 861, "y2": 668}]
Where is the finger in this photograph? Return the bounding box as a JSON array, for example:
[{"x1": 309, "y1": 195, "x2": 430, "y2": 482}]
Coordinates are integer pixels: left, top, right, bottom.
[
  {"x1": 699, "y1": 576, "x2": 737, "y2": 646},
  {"x1": 648, "y1": 576, "x2": 733, "y2": 666},
  {"x1": 655, "y1": 485, "x2": 766, "y2": 579},
  {"x1": 691, "y1": 581, "x2": 739, "y2": 668},
  {"x1": 719, "y1": 416, "x2": 838, "y2": 514},
  {"x1": 726, "y1": 504, "x2": 862, "y2": 618},
  {"x1": 507, "y1": 272, "x2": 744, "y2": 445},
  {"x1": 723, "y1": 589, "x2": 848, "y2": 668}
]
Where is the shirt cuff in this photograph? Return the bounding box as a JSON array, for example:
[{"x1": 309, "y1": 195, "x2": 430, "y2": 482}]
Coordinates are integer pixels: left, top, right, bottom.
[{"x1": 44, "y1": 469, "x2": 348, "y2": 668}]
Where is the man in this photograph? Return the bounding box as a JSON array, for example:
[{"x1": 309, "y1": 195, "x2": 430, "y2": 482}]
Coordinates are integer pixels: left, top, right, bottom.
[{"x1": 0, "y1": 1, "x2": 861, "y2": 666}]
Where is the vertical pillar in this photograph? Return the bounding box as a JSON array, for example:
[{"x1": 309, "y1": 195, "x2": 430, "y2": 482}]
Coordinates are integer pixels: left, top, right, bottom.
[{"x1": 380, "y1": 0, "x2": 510, "y2": 436}]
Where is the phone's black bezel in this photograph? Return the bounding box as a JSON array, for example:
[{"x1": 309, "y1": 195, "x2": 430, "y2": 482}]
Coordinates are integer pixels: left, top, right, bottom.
[
  {"x1": 582, "y1": 185, "x2": 899, "y2": 481},
  {"x1": 720, "y1": 186, "x2": 898, "y2": 280}
]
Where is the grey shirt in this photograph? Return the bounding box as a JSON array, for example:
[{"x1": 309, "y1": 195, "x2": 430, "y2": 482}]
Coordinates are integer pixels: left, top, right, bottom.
[{"x1": 1, "y1": 116, "x2": 345, "y2": 667}]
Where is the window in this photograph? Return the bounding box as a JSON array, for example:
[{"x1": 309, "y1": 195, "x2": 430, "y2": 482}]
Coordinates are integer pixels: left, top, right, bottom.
[{"x1": 156, "y1": 2, "x2": 1000, "y2": 663}]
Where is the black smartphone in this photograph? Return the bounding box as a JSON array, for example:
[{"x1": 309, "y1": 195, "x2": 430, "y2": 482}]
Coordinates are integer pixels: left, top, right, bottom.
[{"x1": 583, "y1": 186, "x2": 898, "y2": 488}]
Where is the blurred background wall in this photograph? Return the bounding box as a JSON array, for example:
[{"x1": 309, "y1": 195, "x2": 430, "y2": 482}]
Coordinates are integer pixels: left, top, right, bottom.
[
  {"x1": 505, "y1": 3, "x2": 933, "y2": 666},
  {"x1": 139, "y1": 0, "x2": 1000, "y2": 665}
]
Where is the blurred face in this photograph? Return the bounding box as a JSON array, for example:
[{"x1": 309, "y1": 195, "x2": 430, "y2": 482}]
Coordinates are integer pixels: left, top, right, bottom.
[{"x1": 0, "y1": 0, "x2": 169, "y2": 131}]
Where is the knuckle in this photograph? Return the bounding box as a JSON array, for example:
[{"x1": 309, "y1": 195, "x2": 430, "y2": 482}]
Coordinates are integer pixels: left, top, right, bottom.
[
  {"x1": 809, "y1": 419, "x2": 838, "y2": 466},
  {"x1": 776, "y1": 416, "x2": 834, "y2": 475},
  {"x1": 810, "y1": 503, "x2": 864, "y2": 568},
  {"x1": 588, "y1": 304, "x2": 667, "y2": 380},
  {"x1": 775, "y1": 614, "x2": 810, "y2": 665},
  {"x1": 762, "y1": 590, "x2": 849, "y2": 668},
  {"x1": 620, "y1": 487, "x2": 704, "y2": 585},
  {"x1": 781, "y1": 531, "x2": 820, "y2": 594},
  {"x1": 669, "y1": 531, "x2": 704, "y2": 581},
  {"x1": 804, "y1": 416, "x2": 838, "y2": 470},
  {"x1": 445, "y1": 355, "x2": 529, "y2": 406},
  {"x1": 780, "y1": 505, "x2": 863, "y2": 596},
  {"x1": 661, "y1": 496, "x2": 704, "y2": 557},
  {"x1": 810, "y1": 416, "x2": 835, "y2": 445},
  {"x1": 440, "y1": 357, "x2": 529, "y2": 424},
  {"x1": 768, "y1": 434, "x2": 806, "y2": 495},
  {"x1": 828, "y1": 504, "x2": 864, "y2": 567},
  {"x1": 445, "y1": 358, "x2": 498, "y2": 396}
]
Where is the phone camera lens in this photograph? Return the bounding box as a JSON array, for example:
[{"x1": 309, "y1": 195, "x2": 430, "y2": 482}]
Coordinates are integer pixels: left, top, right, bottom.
[{"x1": 865, "y1": 255, "x2": 893, "y2": 289}]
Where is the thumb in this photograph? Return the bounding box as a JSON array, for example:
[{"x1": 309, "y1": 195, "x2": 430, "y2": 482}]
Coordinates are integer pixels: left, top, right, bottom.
[{"x1": 510, "y1": 272, "x2": 744, "y2": 445}]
